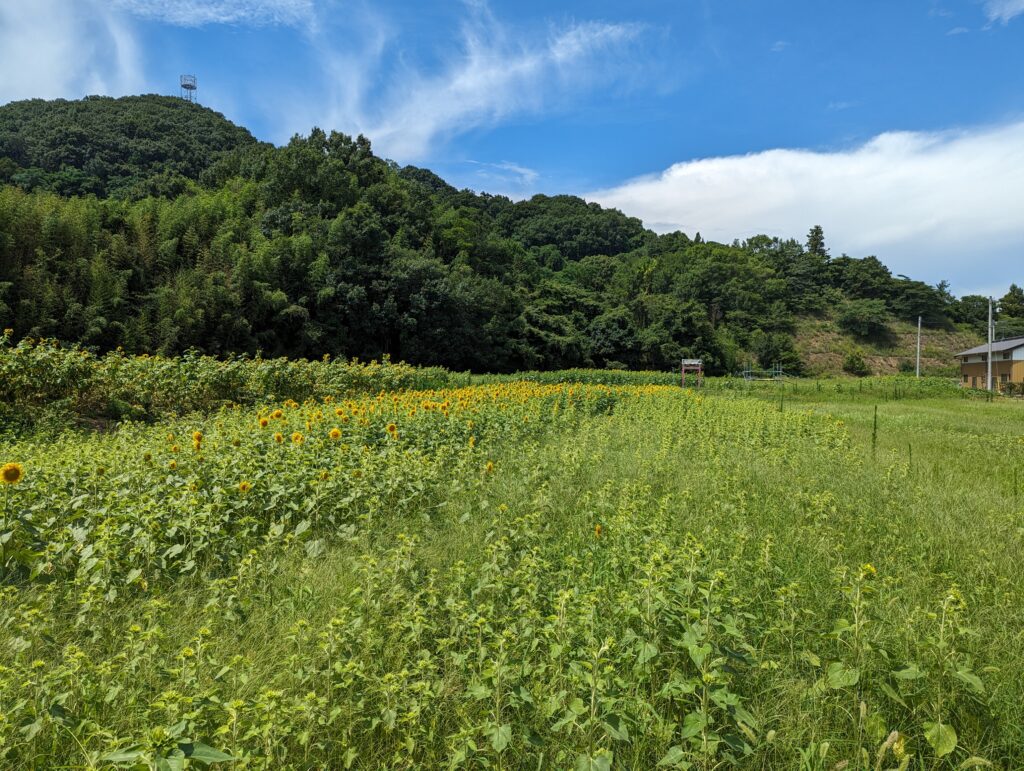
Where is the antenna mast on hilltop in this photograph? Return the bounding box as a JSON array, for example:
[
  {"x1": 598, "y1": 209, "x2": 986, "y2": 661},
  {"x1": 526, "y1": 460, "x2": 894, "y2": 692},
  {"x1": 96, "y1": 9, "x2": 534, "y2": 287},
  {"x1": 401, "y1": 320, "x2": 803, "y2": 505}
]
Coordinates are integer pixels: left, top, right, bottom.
[{"x1": 179, "y1": 75, "x2": 197, "y2": 103}]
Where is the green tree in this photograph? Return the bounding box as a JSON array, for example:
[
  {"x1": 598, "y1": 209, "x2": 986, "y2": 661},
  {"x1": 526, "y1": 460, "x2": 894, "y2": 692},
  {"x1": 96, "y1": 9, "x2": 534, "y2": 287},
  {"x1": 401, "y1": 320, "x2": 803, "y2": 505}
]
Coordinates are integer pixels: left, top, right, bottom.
[
  {"x1": 999, "y1": 284, "x2": 1024, "y2": 318},
  {"x1": 838, "y1": 299, "x2": 891, "y2": 340},
  {"x1": 951, "y1": 294, "x2": 990, "y2": 333},
  {"x1": 805, "y1": 225, "x2": 828, "y2": 257}
]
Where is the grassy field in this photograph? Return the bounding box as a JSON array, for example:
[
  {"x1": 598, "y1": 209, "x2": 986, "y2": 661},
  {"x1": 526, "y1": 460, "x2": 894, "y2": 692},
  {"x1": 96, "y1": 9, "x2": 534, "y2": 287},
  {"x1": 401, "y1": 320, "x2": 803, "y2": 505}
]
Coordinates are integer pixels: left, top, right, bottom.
[{"x1": 1, "y1": 356, "x2": 1022, "y2": 768}]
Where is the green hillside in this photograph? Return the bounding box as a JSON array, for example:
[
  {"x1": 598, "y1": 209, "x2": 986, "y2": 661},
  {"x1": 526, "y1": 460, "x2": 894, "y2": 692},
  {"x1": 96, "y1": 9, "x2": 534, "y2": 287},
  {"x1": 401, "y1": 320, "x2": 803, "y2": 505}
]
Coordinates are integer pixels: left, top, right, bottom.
[
  {"x1": 0, "y1": 95, "x2": 260, "y2": 198},
  {"x1": 794, "y1": 316, "x2": 980, "y2": 377},
  {"x1": 0, "y1": 95, "x2": 1019, "y2": 374}
]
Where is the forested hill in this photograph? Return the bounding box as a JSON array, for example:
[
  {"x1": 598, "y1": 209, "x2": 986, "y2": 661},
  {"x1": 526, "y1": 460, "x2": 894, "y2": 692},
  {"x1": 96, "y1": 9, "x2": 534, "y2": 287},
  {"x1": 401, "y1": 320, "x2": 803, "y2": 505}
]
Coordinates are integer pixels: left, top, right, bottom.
[
  {"x1": 0, "y1": 96, "x2": 1013, "y2": 374},
  {"x1": 0, "y1": 95, "x2": 260, "y2": 198}
]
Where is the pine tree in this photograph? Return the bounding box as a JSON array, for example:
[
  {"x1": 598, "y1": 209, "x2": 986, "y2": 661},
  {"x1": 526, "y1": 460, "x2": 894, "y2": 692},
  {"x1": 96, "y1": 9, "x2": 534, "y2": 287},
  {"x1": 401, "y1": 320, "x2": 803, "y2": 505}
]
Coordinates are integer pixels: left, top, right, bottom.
[{"x1": 806, "y1": 225, "x2": 828, "y2": 257}]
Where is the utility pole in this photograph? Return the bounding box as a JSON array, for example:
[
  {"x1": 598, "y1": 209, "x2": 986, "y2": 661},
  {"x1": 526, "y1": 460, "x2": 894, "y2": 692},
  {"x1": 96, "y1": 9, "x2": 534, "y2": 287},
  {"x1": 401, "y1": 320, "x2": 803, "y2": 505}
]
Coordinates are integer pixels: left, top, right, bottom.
[
  {"x1": 916, "y1": 316, "x2": 921, "y2": 378},
  {"x1": 987, "y1": 297, "x2": 993, "y2": 391}
]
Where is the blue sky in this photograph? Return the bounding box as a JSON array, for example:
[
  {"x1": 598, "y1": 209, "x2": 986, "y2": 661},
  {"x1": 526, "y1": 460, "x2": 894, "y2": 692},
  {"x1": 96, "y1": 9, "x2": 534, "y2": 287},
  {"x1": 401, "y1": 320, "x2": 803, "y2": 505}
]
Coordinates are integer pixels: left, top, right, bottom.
[{"x1": 1, "y1": 0, "x2": 1023, "y2": 295}]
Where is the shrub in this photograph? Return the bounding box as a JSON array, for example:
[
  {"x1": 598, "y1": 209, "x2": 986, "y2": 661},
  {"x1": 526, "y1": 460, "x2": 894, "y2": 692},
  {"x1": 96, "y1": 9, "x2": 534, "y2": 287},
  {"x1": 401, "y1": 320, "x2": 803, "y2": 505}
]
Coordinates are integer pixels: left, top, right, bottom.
[
  {"x1": 0, "y1": 337, "x2": 465, "y2": 424},
  {"x1": 842, "y1": 349, "x2": 871, "y2": 377}
]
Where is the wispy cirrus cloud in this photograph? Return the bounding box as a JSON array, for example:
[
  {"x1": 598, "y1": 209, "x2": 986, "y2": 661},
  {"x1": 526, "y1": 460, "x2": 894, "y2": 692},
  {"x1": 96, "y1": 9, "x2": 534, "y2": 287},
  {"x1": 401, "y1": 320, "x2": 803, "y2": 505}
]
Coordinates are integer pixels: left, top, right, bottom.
[
  {"x1": 826, "y1": 100, "x2": 858, "y2": 112},
  {"x1": 983, "y1": 0, "x2": 1024, "y2": 23},
  {"x1": 587, "y1": 122, "x2": 1024, "y2": 295},
  {"x1": 460, "y1": 159, "x2": 541, "y2": 197},
  {"x1": 0, "y1": 0, "x2": 142, "y2": 104},
  {"x1": 300, "y1": 4, "x2": 647, "y2": 160},
  {"x1": 109, "y1": 0, "x2": 315, "y2": 27}
]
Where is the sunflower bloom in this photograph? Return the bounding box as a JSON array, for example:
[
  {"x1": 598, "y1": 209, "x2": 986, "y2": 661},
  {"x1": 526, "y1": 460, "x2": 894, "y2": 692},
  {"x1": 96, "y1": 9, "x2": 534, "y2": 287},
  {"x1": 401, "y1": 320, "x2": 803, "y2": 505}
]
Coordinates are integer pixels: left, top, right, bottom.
[
  {"x1": 329, "y1": 427, "x2": 342, "y2": 441},
  {"x1": 274, "y1": 433, "x2": 284, "y2": 444},
  {"x1": 168, "y1": 460, "x2": 178, "y2": 470},
  {"x1": 238, "y1": 481, "x2": 252, "y2": 494},
  {"x1": 1, "y1": 462, "x2": 24, "y2": 485},
  {"x1": 292, "y1": 432, "x2": 304, "y2": 445},
  {"x1": 271, "y1": 409, "x2": 284, "y2": 419},
  {"x1": 485, "y1": 460, "x2": 495, "y2": 474},
  {"x1": 192, "y1": 431, "x2": 203, "y2": 443},
  {"x1": 259, "y1": 417, "x2": 269, "y2": 428},
  {"x1": 594, "y1": 524, "x2": 603, "y2": 538}
]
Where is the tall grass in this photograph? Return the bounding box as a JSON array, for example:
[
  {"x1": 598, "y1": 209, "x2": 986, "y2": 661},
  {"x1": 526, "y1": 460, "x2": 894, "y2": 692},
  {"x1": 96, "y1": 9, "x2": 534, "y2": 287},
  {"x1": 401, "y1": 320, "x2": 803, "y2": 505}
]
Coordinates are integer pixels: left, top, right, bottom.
[{"x1": 1, "y1": 365, "x2": 1020, "y2": 767}]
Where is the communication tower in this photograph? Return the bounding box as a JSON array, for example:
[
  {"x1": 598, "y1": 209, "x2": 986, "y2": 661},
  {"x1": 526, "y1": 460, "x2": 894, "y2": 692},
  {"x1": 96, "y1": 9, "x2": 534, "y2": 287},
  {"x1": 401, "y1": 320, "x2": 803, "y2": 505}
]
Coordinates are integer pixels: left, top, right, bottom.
[{"x1": 180, "y1": 75, "x2": 197, "y2": 103}]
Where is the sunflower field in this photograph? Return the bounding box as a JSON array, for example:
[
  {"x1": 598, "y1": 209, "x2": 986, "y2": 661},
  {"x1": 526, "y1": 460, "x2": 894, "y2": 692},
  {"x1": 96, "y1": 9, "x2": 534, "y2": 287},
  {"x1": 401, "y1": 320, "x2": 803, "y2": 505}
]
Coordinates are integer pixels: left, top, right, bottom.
[{"x1": 1, "y1": 361, "x2": 1022, "y2": 769}]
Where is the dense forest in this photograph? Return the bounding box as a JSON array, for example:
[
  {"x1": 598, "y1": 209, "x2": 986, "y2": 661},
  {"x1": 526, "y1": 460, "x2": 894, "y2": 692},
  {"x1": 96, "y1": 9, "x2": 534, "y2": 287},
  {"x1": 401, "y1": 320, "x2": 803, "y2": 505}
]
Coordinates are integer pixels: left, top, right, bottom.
[
  {"x1": 0, "y1": 95, "x2": 1019, "y2": 373},
  {"x1": 0, "y1": 95, "x2": 259, "y2": 198}
]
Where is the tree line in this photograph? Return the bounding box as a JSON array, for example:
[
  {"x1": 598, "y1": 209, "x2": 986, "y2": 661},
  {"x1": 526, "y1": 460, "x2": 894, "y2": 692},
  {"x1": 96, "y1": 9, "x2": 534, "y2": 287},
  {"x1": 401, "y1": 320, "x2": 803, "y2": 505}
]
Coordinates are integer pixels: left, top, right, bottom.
[{"x1": 0, "y1": 96, "x2": 1016, "y2": 374}]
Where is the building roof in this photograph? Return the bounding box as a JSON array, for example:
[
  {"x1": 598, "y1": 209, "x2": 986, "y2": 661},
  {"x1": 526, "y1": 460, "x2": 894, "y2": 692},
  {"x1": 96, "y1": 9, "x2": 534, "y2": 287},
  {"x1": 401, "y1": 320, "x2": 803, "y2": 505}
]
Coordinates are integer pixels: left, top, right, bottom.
[{"x1": 955, "y1": 336, "x2": 1024, "y2": 357}]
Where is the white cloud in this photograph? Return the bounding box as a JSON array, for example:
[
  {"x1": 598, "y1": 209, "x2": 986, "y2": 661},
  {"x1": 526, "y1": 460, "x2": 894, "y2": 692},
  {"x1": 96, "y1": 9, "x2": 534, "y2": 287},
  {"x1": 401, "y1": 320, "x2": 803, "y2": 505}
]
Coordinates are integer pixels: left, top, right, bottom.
[
  {"x1": 461, "y1": 159, "x2": 540, "y2": 197},
  {"x1": 587, "y1": 122, "x2": 1024, "y2": 294},
  {"x1": 302, "y1": 5, "x2": 645, "y2": 160},
  {"x1": 983, "y1": 0, "x2": 1024, "y2": 23},
  {"x1": 110, "y1": 0, "x2": 314, "y2": 27},
  {"x1": 946, "y1": 25, "x2": 970, "y2": 34},
  {"x1": 0, "y1": 0, "x2": 142, "y2": 104},
  {"x1": 770, "y1": 40, "x2": 789, "y2": 52}
]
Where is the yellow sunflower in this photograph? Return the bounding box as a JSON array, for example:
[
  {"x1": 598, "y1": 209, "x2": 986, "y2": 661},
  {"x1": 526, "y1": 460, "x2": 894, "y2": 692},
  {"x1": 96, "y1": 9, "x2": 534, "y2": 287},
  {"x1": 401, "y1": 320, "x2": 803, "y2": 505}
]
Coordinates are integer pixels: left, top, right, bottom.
[
  {"x1": 238, "y1": 481, "x2": 253, "y2": 493},
  {"x1": 329, "y1": 427, "x2": 342, "y2": 441},
  {"x1": 1, "y1": 462, "x2": 24, "y2": 485}
]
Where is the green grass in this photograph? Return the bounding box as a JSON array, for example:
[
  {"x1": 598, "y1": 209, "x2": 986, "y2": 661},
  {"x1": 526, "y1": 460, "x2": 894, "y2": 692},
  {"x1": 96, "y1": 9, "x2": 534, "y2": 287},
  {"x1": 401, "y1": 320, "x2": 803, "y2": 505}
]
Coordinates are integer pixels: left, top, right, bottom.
[{"x1": 1, "y1": 374, "x2": 1022, "y2": 769}]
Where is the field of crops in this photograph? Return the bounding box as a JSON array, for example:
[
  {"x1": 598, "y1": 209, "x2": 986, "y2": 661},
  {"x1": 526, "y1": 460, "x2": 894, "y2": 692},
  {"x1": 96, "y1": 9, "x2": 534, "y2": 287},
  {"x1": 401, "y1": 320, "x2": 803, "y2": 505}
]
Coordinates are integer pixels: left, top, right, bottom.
[{"x1": 1, "y1": 346, "x2": 1022, "y2": 769}]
